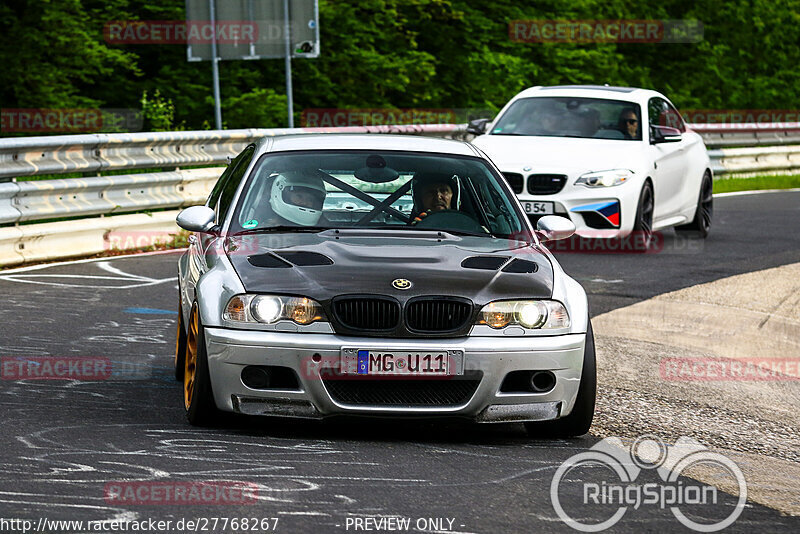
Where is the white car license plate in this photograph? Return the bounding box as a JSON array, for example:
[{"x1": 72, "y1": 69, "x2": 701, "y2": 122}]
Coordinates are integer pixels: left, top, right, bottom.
[
  {"x1": 340, "y1": 349, "x2": 462, "y2": 376},
  {"x1": 522, "y1": 201, "x2": 554, "y2": 215}
]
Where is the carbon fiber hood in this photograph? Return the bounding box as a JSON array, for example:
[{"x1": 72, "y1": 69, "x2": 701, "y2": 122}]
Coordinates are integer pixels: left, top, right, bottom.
[{"x1": 226, "y1": 229, "x2": 553, "y2": 306}]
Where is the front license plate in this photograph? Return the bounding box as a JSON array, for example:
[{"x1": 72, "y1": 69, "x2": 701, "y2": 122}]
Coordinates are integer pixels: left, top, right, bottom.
[
  {"x1": 522, "y1": 201, "x2": 554, "y2": 215},
  {"x1": 340, "y1": 349, "x2": 463, "y2": 376}
]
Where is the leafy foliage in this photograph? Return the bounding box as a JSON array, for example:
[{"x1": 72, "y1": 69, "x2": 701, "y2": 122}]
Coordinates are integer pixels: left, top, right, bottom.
[{"x1": 2, "y1": 0, "x2": 799, "y2": 132}]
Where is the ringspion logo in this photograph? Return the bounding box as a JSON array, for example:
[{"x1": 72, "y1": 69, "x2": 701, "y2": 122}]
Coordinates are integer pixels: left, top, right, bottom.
[{"x1": 551, "y1": 436, "x2": 746, "y2": 531}]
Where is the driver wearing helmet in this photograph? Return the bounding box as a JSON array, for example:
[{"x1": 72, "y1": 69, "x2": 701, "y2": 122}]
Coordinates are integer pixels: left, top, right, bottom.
[
  {"x1": 268, "y1": 172, "x2": 328, "y2": 226},
  {"x1": 410, "y1": 172, "x2": 460, "y2": 225}
]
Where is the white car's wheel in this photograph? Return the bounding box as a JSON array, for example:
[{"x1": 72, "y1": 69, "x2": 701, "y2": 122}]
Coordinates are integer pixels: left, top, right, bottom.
[
  {"x1": 675, "y1": 171, "x2": 713, "y2": 238},
  {"x1": 633, "y1": 181, "x2": 654, "y2": 248}
]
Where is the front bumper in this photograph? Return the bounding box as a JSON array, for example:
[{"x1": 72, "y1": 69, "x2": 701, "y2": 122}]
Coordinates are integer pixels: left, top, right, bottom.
[
  {"x1": 515, "y1": 181, "x2": 641, "y2": 236},
  {"x1": 204, "y1": 327, "x2": 586, "y2": 423}
]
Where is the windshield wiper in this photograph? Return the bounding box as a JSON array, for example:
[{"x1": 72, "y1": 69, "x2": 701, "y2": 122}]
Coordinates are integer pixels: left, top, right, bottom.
[
  {"x1": 490, "y1": 132, "x2": 527, "y2": 136},
  {"x1": 233, "y1": 226, "x2": 331, "y2": 236}
]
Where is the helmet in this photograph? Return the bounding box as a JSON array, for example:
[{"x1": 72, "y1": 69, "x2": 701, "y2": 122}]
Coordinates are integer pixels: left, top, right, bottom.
[
  {"x1": 411, "y1": 171, "x2": 461, "y2": 212},
  {"x1": 269, "y1": 173, "x2": 327, "y2": 226}
]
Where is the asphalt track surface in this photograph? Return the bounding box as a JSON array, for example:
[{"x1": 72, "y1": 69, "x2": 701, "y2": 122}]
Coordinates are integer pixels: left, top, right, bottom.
[{"x1": 0, "y1": 191, "x2": 798, "y2": 533}]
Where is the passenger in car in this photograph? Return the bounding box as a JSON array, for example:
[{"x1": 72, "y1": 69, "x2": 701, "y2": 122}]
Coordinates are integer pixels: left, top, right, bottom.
[{"x1": 246, "y1": 172, "x2": 329, "y2": 228}]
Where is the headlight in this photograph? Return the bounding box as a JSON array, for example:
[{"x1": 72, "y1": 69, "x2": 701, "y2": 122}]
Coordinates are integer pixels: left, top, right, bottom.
[
  {"x1": 575, "y1": 169, "x2": 633, "y2": 187},
  {"x1": 477, "y1": 300, "x2": 570, "y2": 329},
  {"x1": 224, "y1": 295, "x2": 327, "y2": 325}
]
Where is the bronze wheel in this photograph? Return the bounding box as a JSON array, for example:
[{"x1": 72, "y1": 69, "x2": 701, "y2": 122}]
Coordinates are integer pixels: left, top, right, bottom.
[
  {"x1": 174, "y1": 291, "x2": 187, "y2": 381},
  {"x1": 182, "y1": 304, "x2": 219, "y2": 426},
  {"x1": 183, "y1": 305, "x2": 199, "y2": 410}
]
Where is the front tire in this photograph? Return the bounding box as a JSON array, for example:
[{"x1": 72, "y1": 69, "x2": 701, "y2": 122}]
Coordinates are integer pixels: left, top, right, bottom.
[
  {"x1": 525, "y1": 321, "x2": 596, "y2": 438},
  {"x1": 675, "y1": 171, "x2": 712, "y2": 238},
  {"x1": 632, "y1": 180, "x2": 654, "y2": 249},
  {"x1": 183, "y1": 304, "x2": 219, "y2": 426}
]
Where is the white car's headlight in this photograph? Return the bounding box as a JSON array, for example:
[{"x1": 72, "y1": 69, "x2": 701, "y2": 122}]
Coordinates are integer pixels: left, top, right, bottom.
[
  {"x1": 476, "y1": 300, "x2": 570, "y2": 329},
  {"x1": 575, "y1": 169, "x2": 633, "y2": 187},
  {"x1": 224, "y1": 294, "x2": 327, "y2": 325}
]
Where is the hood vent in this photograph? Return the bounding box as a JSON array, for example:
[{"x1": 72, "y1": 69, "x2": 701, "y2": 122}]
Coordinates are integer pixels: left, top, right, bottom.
[
  {"x1": 501, "y1": 259, "x2": 538, "y2": 273},
  {"x1": 461, "y1": 256, "x2": 510, "y2": 271},
  {"x1": 274, "y1": 251, "x2": 334, "y2": 266},
  {"x1": 247, "y1": 253, "x2": 293, "y2": 268},
  {"x1": 248, "y1": 251, "x2": 334, "y2": 268}
]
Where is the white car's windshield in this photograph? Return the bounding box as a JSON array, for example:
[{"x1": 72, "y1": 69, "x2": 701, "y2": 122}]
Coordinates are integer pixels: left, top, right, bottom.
[
  {"x1": 230, "y1": 150, "x2": 526, "y2": 238},
  {"x1": 491, "y1": 97, "x2": 643, "y2": 141}
]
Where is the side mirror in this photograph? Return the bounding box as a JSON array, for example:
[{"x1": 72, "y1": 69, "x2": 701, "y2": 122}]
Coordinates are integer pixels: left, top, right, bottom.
[
  {"x1": 650, "y1": 125, "x2": 682, "y2": 144},
  {"x1": 535, "y1": 215, "x2": 576, "y2": 242},
  {"x1": 176, "y1": 206, "x2": 217, "y2": 233},
  {"x1": 467, "y1": 118, "x2": 490, "y2": 136}
]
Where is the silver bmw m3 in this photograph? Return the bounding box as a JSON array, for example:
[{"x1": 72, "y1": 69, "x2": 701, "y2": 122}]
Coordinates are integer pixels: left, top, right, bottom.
[{"x1": 175, "y1": 134, "x2": 595, "y2": 436}]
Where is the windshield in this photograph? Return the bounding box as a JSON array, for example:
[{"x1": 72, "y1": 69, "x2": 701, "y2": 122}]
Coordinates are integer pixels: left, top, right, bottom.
[
  {"x1": 230, "y1": 150, "x2": 526, "y2": 238},
  {"x1": 491, "y1": 97, "x2": 643, "y2": 140}
]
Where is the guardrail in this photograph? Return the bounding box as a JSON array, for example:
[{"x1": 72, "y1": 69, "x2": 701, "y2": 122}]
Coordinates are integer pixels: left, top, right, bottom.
[
  {"x1": 691, "y1": 122, "x2": 800, "y2": 148},
  {"x1": 0, "y1": 122, "x2": 796, "y2": 267},
  {"x1": 691, "y1": 123, "x2": 800, "y2": 177},
  {"x1": 0, "y1": 124, "x2": 466, "y2": 266}
]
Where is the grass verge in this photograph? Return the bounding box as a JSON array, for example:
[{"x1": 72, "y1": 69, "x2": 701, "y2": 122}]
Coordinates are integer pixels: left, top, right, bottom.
[{"x1": 714, "y1": 174, "x2": 800, "y2": 193}]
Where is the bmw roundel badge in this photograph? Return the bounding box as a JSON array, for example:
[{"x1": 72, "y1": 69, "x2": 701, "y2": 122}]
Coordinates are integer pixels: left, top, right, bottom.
[{"x1": 392, "y1": 278, "x2": 412, "y2": 290}]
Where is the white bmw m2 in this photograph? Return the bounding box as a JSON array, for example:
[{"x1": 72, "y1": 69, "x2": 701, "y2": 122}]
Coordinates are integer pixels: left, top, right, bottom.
[{"x1": 470, "y1": 85, "x2": 713, "y2": 239}]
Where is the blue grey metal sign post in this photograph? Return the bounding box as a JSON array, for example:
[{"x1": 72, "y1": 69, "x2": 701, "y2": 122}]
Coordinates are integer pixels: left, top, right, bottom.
[
  {"x1": 186, "y1": 0, "x2": 319, "y2": 129},
  {"x1": 209, "y1": 0, "x2": 222, "y2": 129},
  {"x1": 283, "y1": 0, "x2": 293, "y2": 128}
]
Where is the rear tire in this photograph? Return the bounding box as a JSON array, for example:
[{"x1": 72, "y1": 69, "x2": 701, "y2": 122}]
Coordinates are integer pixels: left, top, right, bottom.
[
  {"x1": 174, "y1": 291, "x2": 186, "y2": 381},
  {"x1": 184, "y1": 304, "x2": 219, "y2": 426},
  {"x1": 525, "y1": 321, "x2": 596, "y2": 438},
  {"x1": 675, "y1": 171, "x2": 712, "y2": 238}
]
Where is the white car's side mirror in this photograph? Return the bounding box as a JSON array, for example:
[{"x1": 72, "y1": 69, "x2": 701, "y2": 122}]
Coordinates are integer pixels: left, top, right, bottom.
[
  {"x1": 651, "y1": 125, "x2": 682, "y2": 144},
  {"x1": 536, "y1": 215, "x2": 576, "y2": 242},
  {"x1": 177, "y1": 206, "x2": 217, "y2": 233}
]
